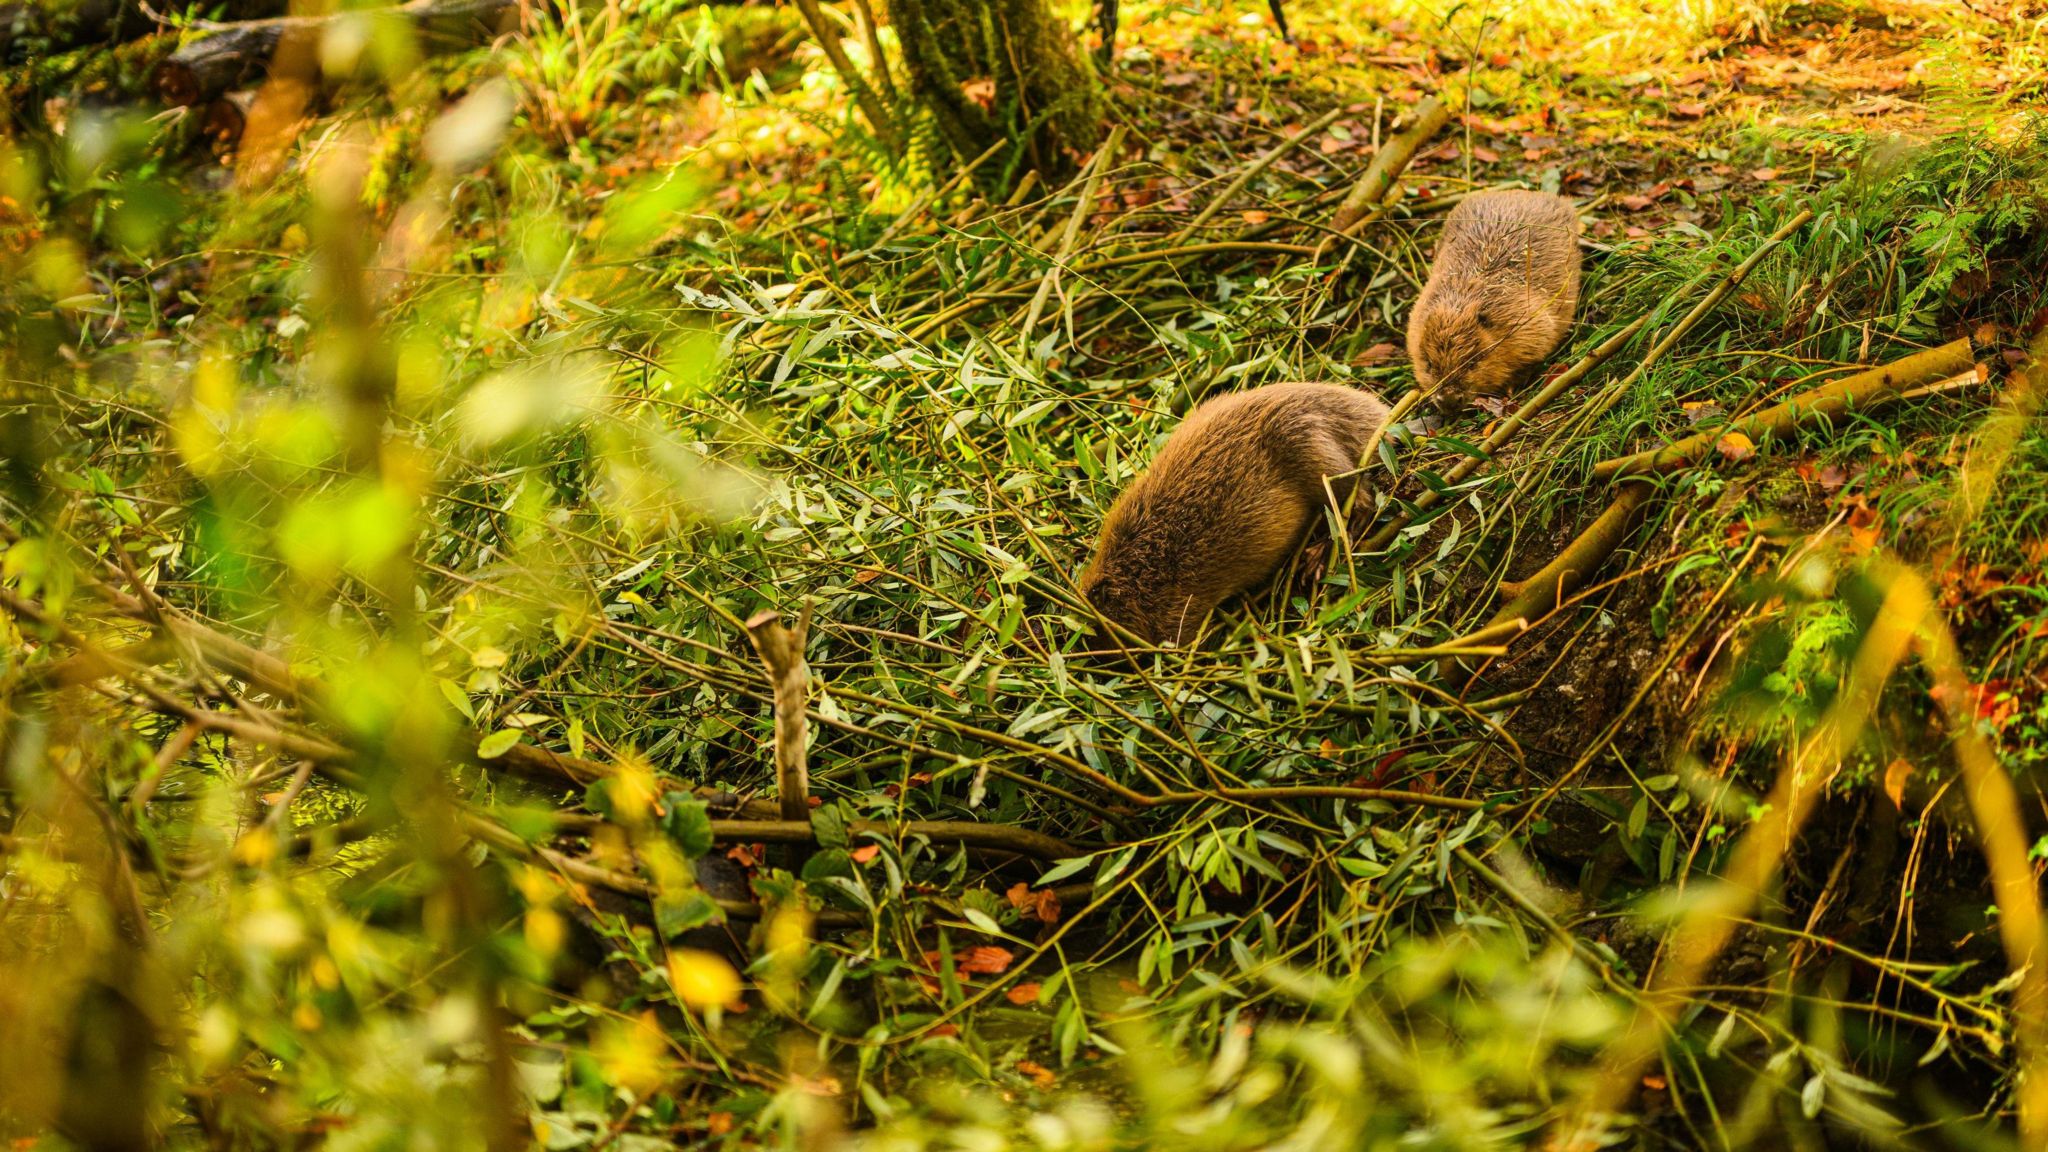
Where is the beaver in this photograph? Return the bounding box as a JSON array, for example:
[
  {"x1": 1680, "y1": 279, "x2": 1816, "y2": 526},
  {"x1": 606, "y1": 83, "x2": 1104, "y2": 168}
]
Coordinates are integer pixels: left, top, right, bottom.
[
  {"x1": 1408, "y1": 189, "x2": 1582, "y2": 411},
  {"x1": 1079, "y1": 381, "x2": 1392, "y2": 646}
]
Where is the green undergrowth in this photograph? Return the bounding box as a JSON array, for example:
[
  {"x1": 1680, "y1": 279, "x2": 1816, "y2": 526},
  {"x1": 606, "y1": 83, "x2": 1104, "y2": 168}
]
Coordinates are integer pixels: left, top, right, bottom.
[{"x1": 3, "y1": 1, "x2": 2048, "y2": 1148}]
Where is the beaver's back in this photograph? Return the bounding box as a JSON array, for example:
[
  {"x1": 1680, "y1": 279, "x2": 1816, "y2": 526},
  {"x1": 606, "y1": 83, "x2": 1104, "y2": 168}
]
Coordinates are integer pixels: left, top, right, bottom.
[
  {"x1": 1408, "y1": 190, "x2": 1582, "y2": 407},
  {"x1": 1435, "y1": 188, "x2": 1581, "y2": 325},
  {"x1": 1080, "y1": 382, "x2": 1391, "y2": 644}
]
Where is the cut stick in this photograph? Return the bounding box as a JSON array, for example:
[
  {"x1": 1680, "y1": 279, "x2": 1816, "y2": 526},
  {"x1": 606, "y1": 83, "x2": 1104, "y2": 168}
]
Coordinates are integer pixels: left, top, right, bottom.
[
  {"x1": 1330, "y1": 95, "x2": 1449, "y2": 230},
  {"x1": 1441, "y1": 480, "x2": 1653, "y2": 671},
  {"x1": 1362, "y1": 314, "x2": 1651, "y2": 553},
  {"x1": 1317, "y1": 95, "x2": 1450, "y2": 257},
  {"x1": 744, "y1": 605, "x2": 813, "y2": 822},
  {"x1": 1593, "y1": 336, "x2": 1982, "y2": 480}
]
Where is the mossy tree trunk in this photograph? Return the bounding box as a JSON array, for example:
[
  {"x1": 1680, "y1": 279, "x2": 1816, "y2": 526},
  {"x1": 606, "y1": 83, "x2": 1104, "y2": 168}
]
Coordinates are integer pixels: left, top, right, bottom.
[{"x1": 887, "y1": 0, "x2": 1104, "y2": 182}]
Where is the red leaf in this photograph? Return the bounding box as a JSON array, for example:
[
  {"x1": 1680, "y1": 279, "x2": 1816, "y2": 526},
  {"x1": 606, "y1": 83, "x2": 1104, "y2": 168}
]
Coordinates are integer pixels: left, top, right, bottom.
[
  {"x1": 1748, "y1": 167, "x2": 1779, "y2": 181},
  {"x1": 849, "y1": 844, "x2": 880, "y2": 863},
  {"x1": 1005, "y1": 982, "x2": 1043, "y2": 1005},
  {"x1": 1672, "y1": 102, "x2": 1708, "y2": 118}
]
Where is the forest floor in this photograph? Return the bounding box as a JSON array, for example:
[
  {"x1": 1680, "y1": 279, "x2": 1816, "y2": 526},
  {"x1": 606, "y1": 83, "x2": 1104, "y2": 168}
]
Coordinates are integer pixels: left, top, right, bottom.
[{"x1": 4, "y1": 0, "x2": 2048, "y2": 1149}]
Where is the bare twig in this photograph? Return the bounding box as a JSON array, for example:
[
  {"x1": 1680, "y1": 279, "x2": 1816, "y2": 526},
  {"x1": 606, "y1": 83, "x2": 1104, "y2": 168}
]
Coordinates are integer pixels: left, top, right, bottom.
[
  {"x1": 1180, "y1": 105, "x2": 1346, "y2": 237},
  {"x1": 709, "y1": 819, "x2": 1077, "y2": 860}
]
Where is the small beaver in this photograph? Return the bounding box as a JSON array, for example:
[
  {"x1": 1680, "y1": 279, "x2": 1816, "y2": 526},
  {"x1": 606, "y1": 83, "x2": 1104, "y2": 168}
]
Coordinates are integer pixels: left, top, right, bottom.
[
  {"x1": 1408, "y1": 189, "x2": 1582, "y2": 411},
  {"x1": 1079, "y1": 381, "x2": 1392, "y2": 646}
]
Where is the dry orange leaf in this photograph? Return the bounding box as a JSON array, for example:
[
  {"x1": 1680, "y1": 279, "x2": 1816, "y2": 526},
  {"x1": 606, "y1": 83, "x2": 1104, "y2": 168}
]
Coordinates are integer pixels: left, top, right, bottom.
[
  {"x1": 956, "y1": 946, "x2": 1014, "y2": 975},
  {"x1": 1717, "y1": 431, "x2": 1755, "y2": 461},
  {"x1": 849, "y1": 844, "x2": 880, "y2": 864},
  {"x1": 1006, "y1": 981, "x2": 1043, "y2": 1005},
  {"x1": 1883, "y1": 758, "x2": 1912, "y2": 810},
  {"x1": 960, "y1": 78, "x2": 997, "y2": 112},
  {"x1": 1241, "y1": 210, "x2": 1270, "y2": 225},
  {"x1": 1015, "y1": 1059, "x2": 1057, "y2": 1089}
]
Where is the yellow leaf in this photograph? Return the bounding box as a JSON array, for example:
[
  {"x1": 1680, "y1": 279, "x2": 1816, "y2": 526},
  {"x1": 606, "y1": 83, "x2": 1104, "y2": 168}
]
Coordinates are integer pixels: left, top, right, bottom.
[
  {"x1": 1717, "y1": 431, "x2": 1756, "y2": 461},
  {"x1": 234, "y1": 827, "x2": 278, "y2": 867},
  {"x1": 668, "y1": 949, "x2": 741, "y2": 1011}
]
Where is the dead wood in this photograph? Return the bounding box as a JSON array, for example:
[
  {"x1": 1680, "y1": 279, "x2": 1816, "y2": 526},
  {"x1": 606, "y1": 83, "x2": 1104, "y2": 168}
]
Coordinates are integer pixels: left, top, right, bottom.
[{"x1": 154, "y1": 0, "x2": 514, "y2": 107}]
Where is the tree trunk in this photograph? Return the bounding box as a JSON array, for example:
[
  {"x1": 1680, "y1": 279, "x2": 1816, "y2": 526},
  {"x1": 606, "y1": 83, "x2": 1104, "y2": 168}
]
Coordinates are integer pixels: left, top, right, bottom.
[{"x1": 887, "y1": 0, "x2": 1104, "y2": 183}]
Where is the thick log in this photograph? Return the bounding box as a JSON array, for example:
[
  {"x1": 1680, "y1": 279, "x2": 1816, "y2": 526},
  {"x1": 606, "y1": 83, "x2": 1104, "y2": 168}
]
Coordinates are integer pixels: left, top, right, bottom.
[{"x1": 154, "y1": 0, "x2": 515, "y2": 107}]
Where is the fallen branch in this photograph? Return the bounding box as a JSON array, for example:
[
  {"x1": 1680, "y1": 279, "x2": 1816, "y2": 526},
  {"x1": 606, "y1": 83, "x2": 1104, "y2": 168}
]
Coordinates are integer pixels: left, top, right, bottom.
[
  {"x1": 709, "y1": 819, "x2": 1078, "y2": 861},
  {"x1": 1317, "y1": 96, "x2": 1450, "y2": 257},
  {"x1": 1443, "y1": 480, "x2": 1653, "y2": 663},
  {"x1": 154, "y1": 0, "x2": 514, "y2": 107},
  {"x1": 1592, "y1": 336, "x2": 1982, "y2": 480}
]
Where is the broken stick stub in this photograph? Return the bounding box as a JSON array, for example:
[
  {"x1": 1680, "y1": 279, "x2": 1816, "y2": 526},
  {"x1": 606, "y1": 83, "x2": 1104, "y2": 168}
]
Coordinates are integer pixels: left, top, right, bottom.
[{"x1": 744, "y1": 606, "x2": 812, "y2": 822}]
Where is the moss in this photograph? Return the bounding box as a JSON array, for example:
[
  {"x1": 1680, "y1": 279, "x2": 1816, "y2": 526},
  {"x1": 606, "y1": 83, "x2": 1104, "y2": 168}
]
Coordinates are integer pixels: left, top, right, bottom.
[{"x1": 888, "y1": 0, "x2": 1104, "y2": 184}]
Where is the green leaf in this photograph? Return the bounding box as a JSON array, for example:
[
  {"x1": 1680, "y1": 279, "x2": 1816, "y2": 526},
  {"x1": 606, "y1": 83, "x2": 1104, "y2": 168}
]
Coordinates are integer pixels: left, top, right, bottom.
[
  {"x1": 661, "y1": 794, "x2": 714, "y2": 858},
  {"x1": 477, "y1": 729, "x2": 522, "y2": 759},
  {"x1": 654, "y1": 891, "x2": 721, "y2": 938},
  {"x1": 439, "y1": 679, "x2": 476, "y2": 722},
  {"x1": 1035, "y1": 855, "x2": 1095, "y2": 887},
  {"x1": 1800, "y1": 1072, "x2": 1826, "y2": 1119},
  {"x1": 801, "y1": 848, "x2": 854, "y2": 882},
  {"x1": 583, "y1": 780, "x2": 613, "y2": 820},
  {"x1": 811, "y1": 802, "x2": 851, "y2": 850}
]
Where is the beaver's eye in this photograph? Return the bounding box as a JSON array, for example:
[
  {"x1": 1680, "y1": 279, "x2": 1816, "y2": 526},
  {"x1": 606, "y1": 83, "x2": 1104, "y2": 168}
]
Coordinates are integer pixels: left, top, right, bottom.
[{"x1": 1475, "y1": 309, "x2": 1494, "y2": 327}]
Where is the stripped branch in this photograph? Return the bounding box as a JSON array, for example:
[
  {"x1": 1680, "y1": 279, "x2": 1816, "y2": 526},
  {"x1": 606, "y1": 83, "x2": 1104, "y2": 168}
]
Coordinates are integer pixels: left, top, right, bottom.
[
  {"x1": 1593, "y1": 336, "x2": 1982, "y2": 480},
  {"x1": 744, "y1": 605, "x2": 814, "y2": 821}
]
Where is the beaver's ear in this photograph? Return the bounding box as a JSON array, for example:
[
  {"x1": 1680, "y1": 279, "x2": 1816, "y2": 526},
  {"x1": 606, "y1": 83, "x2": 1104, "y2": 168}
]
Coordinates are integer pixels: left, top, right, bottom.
[{"x1": 1474, "y1": 307, "x2": 1494, "y2": 328}]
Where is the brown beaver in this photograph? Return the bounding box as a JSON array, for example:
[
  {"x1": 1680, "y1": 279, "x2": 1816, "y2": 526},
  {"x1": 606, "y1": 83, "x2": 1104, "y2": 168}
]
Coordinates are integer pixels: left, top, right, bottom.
[
  {"x1": 1079, "y1": 381, "x2": 1392, "y2": 646},
  {"x1": 1408, "y1": 189, "x2": 1582, "y2": 411}
]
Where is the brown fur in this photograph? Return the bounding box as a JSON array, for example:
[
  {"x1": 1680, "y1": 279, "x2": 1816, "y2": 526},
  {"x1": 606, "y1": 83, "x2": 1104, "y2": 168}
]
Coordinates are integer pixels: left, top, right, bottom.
[
  {"x1": 1079, "y1": 382, "x2": 1391, "y2": 645},
  {"x1": 1407, "y1": 189, "x2": 1582, "y2": 410}
]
